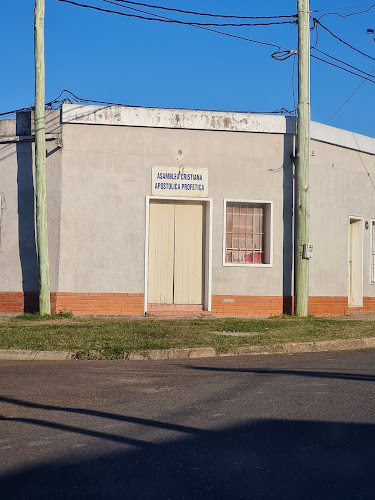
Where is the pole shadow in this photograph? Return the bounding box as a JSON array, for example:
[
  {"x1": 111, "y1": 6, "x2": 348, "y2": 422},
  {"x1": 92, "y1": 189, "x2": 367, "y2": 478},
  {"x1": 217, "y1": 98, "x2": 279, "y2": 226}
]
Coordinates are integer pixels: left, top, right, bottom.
[
  {"x1": 186, "y1": 365, "x2": 375, "y2": 382},
  {"x1": 16, "y1": 140, "x2": 39, "y2": 312},
  {"x1": 282, "y1": 119, "x2": 295, "y2": 315},
  {"x1": 0, "y1": 418, "x2": 374, "y2": 499}
]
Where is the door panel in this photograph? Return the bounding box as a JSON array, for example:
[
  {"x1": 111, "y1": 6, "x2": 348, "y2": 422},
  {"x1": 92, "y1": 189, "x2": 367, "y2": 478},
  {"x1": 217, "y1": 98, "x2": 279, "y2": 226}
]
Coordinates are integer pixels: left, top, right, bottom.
[
  {"x1": 148, "y1": 203, "x2": 174, "y2": 304},
  {"x1": 174, "y1": 203, "x2": 204, "y2": 304},
  {"x1": 148, "y1": 201, "x2": 204, "y2": 305},
  {"x1": 349, "y1": 219, "x2": 363, "y2": 306}
]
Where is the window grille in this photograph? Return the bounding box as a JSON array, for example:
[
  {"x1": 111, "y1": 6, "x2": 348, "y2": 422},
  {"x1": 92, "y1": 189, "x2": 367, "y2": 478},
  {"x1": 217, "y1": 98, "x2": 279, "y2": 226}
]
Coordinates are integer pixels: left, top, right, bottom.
[{"x1": 225, "y1": 202, "x2": 264, "y2": 264}]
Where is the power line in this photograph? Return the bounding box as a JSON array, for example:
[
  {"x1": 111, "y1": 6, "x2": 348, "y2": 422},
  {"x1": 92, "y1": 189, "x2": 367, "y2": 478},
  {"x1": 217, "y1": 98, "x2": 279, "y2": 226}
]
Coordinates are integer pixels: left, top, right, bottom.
[
  {"x1": 101, "y1": 0, "x2": 296, "y2": 57},
  {"x1": 311, "y1": 54, "x2": 375, "y2": 83},
  {"x1": 111, "y1": 0, "x2": 297, "y2": 19},
  {"x1": 98, "y1": 0, "x2": 293, "y2": 29},
  {"x1": 325, "y1": 67, "x2": 375, "y2": 123},
  {"x1": 50, "y1": 90, "x2": 297, "y2": 115},
  {"x1": 0, "y1": 106, "x2": 34, "y2": 118},
  {"x1": 291, "y1": 53, "x2": 297, "y2": 114},
  {"x1": 311, "y1": 19, "x2": 319, "y2": 48},
  {"x1": 57, "y1": 0, "x2": 291, "y2": 52},
  {"x1": 314, "y1": 19, "x2": 375, "y2": 62},
  {"x1": 59, "y1": 2, "x2": 375, "y2": 88},
  {"x1": 311, "y1": 3, "x2": 375, "y2": 13},
  {"x1": 317, "y1": 5, "x2": 374, "y2": 22},
  {"x1": 57, "y1": 0, "x2": 296, "y2": 26},
  {"x1": 0, "y1": 90, "x2": 296, "y2": 117},
  {"x1": 312, "y1": 47, "x2": 375, "y2": 81},
  {"x1": 268, "y1": 158, "x2": 294, "y2": 173}
]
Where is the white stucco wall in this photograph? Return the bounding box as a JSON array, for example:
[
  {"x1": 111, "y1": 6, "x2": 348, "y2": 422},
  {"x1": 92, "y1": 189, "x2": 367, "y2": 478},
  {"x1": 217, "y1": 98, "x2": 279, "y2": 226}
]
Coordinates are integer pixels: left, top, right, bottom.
[
  {"x1": 1, "y1": 105, "x2": 375, "y2": 303},
  {"x1": 58, "y1": 123, "x2": 293, "y2": 296},
  {"x1": 0, "y1": 139, "x2": 62, "y2": 292},
  {"x1": 56, "y1": 105, "x2": 375, "y2": 300},
  {"x1": 309, "y1": 140, "x2": 375, "y2": 297}
]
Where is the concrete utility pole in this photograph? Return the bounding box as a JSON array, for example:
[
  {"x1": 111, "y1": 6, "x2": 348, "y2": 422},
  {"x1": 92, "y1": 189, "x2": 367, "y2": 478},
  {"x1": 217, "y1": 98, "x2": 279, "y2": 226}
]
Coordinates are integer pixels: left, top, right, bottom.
[
  {"x1": 295, "y1": 0, "x2": 311, "y2": 317},
  {"x1": 34, "y1": 0, "x2": 51, "y2": 315}
]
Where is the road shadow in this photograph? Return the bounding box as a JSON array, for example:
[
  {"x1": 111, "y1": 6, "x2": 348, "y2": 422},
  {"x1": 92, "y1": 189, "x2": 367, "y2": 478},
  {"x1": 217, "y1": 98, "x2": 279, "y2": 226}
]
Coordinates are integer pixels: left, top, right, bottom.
[
  {"x1": 187, "y1": 365, "x2": 375, "y2": 382},
  {"x1": 0, "y1": 417, "x2": 374, "y2": 499}
]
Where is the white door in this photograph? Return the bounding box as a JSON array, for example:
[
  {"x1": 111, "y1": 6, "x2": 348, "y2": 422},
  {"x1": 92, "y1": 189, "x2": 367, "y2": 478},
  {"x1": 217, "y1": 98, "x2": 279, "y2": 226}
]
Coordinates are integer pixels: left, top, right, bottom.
[
  {"x1": 349, "y1": 218, "x2": 363, "y2": 306},
  {"x1": 148, "y1": 202, "x2": 204, "y2": 305}
]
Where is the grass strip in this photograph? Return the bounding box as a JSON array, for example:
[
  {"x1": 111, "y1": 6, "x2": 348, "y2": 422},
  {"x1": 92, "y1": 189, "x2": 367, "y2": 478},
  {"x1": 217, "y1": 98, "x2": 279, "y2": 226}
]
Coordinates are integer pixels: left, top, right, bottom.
[{"x1": 0, "y1": 314, "x2": 374, "y2": 360}]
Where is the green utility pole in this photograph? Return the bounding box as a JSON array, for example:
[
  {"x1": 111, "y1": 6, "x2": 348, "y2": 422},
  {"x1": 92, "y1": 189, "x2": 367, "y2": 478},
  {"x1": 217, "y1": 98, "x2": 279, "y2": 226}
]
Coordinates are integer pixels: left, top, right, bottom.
[
  {"x1": 34, "y1": 0, "x2": 51, "y2": 315},
  {"x1": 295, "y1": 0, "x2": 311, "y2": 317}
]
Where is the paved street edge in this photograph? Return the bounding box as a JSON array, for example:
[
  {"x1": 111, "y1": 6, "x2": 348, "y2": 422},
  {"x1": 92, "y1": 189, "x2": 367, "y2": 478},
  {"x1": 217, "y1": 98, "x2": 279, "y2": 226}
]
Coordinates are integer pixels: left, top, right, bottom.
[{"x1": 0, "y1": 337, "x2": 375, "y2": 361}]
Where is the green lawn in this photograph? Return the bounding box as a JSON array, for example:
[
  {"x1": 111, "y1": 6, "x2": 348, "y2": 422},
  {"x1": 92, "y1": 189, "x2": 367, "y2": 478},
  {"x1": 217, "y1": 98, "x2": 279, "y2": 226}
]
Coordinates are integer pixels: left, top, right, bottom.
[{"x1": 0, "y1": 314, "x2": 374, "y2": 359}]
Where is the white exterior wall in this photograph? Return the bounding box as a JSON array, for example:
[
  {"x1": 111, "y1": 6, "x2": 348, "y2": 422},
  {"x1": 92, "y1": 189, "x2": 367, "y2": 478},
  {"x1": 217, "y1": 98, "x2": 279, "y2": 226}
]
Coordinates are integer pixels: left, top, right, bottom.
[
  {"x1": 0, "y1": 137, "x2": 62, "y2": 293},
  {"x1": 1, "y1": 104, "x2": 375, "y2": 305},
  {"x1": 58, "y1": 122, "x2": 292, "y2": 296},
  {"x1": 309, "y1": 140, "x2": 375, "y2": 298}
]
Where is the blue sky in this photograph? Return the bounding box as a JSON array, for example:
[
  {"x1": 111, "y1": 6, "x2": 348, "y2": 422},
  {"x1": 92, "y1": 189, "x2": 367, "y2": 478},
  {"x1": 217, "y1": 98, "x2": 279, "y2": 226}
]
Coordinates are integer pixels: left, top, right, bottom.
[{"x1": 1, "y1": 1, "x2": 375, "y2": 136}]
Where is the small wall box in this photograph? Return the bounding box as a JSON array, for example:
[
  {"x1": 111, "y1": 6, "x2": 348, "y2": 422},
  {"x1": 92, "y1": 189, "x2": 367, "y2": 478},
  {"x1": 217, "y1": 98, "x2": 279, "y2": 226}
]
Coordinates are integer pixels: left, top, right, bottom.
[{"x1": 302, "y1": 243, "x2": 314, "y2": 259}]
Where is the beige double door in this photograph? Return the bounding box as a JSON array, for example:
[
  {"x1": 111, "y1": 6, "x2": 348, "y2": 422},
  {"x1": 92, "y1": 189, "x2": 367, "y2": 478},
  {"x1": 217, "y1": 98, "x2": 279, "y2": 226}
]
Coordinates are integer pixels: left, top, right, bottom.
[{"x1": 148, "y1": 201, "x2": 204, "y2": 305}]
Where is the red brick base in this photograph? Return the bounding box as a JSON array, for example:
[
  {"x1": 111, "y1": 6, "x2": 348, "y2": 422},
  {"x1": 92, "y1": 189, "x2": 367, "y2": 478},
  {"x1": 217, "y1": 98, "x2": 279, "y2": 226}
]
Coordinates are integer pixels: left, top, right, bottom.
[
  {"x1": 309, "y1": 296, "x2": 375, "y2": 316},
  {"x1": 0, "y1": 292, "x2": 39, "y2": 314},
  {"x1": 0, "y1": 292, "x2": 144, "y2": 316},
  {"x1": 211, "y1": 295, "x2": 375, "y2": 317},
  {"x1": 1, "y1": 292, "x2": 375, "y2": 317},
  {"x1": 211, "y1": 295, "x2": 291, "y2": 317}
]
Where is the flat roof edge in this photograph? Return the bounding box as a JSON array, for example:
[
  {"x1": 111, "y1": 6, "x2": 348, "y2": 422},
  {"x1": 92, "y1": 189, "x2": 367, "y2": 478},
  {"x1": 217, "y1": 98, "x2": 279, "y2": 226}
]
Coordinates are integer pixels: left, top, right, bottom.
[
  {"x1": 61, "y1": 104, "x2": 375, "y2": 156},
  {"x1": 61, "y1": 104, "x2": 291, "y2": 135},
  {"x1": 310, "y1": 121, "x2": 375, "y2": 156}
]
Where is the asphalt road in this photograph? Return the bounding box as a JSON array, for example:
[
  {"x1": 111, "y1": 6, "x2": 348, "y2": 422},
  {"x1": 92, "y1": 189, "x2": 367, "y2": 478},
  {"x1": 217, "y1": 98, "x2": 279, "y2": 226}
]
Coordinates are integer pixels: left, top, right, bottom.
[{"x1": 0, "y1": 349, "x2": 374, "y2": 499}]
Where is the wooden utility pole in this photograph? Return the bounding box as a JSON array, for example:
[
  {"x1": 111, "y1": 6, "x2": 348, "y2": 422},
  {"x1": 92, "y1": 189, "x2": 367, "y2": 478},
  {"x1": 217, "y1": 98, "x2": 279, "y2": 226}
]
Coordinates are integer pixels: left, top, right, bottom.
[
  {"x1": 34, "y1": 0, "x2": 51, "y2": 315},
  {"x1": 295, "y1": 0, "x2": 311, "y2": 317}
]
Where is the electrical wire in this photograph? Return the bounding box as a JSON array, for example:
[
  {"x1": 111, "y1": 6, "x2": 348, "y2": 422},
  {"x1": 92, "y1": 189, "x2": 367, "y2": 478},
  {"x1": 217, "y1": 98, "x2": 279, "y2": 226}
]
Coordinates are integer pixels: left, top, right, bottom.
[
  {"x1": 325, "y1": 67, "x2": 375, "y2": 123},
  {"x1": 311, "y1": 54, "x2": 375, "y2": 83},
  {"x1": 312, "y1": 47, "x2": 375, "y2": 80},
  {"x1": 46, "y1": 89, "x2": 72, "y2": 105},
  {"x1": 49, "y1": 90, "x2": 296, "y2": 115},
  {"x1": 314, "y1": 19, "x2": 375, "y2": 62},
  {"x1": 0, "y1": 106, "x2": 34, "y2": 118},
  {"x1": 0, "y1": 90, "x2": 294, "y2": 117},
  {"x1": 112, "y1": 0, "x2": 293, "y2": 52},
  {"x1": 57, "y1": 0, "x2": 291, "y2": 52},
  {"x1": 110, "y1": 0, "x2": 297, "y2": 19},
  {"x1": 271, "y1": 49, "x2": 297, "y2": 61},
  {"x1": 312, "y1": 3, "x2": 374, "y2": 11},
  {"x1": 291, "y1": 53, "x2": 297, "y2": 115},
  {"x1": 311, "y1": 20, "x2": 319, "y2": 49},
  {"x1": 102, "y1": 0, "x2": 298, "y2": 59},
  {"x1": 312, "y1": 4, "x2": 375, "y2": 15},
  {"x1": 268, "y1": 158, "x2": 294, "y2": 173},
  {"x1": 317, "y1": 5, "x2": 375, "y2": 24},
  {"x1": 57, "y1": 0, "x2": 296, "y2": 26},
  {"x1": 98, "y1": 0, "x2": 293, "y2": 28}
]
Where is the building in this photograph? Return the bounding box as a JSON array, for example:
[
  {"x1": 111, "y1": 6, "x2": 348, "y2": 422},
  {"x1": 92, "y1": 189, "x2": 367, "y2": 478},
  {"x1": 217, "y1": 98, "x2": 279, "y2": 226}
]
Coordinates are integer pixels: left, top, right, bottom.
[{"x1": 0, "y1": 104, "x2": 374, "y2": 317}]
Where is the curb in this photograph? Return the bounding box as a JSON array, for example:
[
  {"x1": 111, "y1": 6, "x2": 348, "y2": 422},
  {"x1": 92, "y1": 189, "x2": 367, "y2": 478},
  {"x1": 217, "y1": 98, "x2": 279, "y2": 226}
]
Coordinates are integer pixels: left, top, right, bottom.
[
  {"x1": 0, "y1": 349, "x2": 75, "y2": 361},
  {"x1": 126, "y1": 347, "x2": 216, "y2": 360},
  {"x1": 0, "y1": 337, "x2": 375, "y2": 361},
  {"x1": 230, "y1": 337, "x2": 375, "y2": 357}
]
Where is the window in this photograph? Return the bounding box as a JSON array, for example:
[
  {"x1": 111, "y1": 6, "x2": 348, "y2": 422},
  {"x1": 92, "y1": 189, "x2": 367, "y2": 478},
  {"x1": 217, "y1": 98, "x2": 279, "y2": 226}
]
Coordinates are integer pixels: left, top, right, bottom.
[
  {"x1": 371, "y1": 221, "x2": 375, "y2": 283},
  {"x1": 224, "y1": 200, "x2": 272, "y2": 266}
]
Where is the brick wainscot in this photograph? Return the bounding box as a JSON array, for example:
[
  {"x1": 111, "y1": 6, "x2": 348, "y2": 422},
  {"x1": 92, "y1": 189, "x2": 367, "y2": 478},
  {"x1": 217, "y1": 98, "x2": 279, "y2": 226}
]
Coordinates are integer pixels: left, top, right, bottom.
[{"x1": 1, "y1": 293, "x2": 375, "y2": 316}]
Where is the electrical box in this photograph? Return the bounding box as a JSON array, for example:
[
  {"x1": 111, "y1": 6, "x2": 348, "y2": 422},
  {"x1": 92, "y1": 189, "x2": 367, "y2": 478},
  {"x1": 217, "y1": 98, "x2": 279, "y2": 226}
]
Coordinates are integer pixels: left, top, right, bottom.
[{"x1": 302, "y1": 243, "x2": 314, "y2": 259}]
